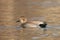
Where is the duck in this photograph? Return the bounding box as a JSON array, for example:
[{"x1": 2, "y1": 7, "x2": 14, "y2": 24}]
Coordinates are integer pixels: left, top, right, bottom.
[
  {"x1": 17, "y1": 16, "x2": 47, "y2": 27},
  {"x1": 16, "y1": 16, "x2": 47, "y2": 34}
]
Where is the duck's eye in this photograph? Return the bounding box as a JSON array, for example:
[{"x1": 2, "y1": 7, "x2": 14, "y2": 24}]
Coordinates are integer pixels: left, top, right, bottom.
[{"x1": 23, "y1": 19, "x2": 25, "y2": 21}]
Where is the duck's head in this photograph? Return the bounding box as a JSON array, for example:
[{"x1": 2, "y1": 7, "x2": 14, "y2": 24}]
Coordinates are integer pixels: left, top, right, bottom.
[{"x1": 16, "y1": 16, "x2": 27, "y2": 23}]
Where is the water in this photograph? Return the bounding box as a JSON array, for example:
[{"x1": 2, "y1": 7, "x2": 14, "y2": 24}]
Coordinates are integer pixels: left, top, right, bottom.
[{"x1": 0, "y1": 25, "x2": 60, "y2": 40}]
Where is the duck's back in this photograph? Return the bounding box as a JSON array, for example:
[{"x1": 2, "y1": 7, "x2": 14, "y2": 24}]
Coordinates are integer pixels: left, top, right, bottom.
[{"x1": 21, "y1": 22, "x2": 38, "y2": 28}]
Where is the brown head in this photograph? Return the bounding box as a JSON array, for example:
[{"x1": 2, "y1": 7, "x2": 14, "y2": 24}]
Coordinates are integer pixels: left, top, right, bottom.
[{"x1": 17, "y1": 16, "x2": 27, "y2": 23}]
